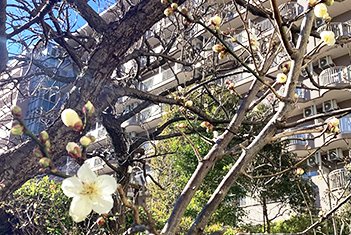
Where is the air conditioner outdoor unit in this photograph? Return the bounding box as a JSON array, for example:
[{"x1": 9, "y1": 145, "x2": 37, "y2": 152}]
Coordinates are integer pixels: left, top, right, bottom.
[
  {"x1": 327, "y1": 148, "x2": 343, "y2": 161},
  {"x1": 323, "y1": 100, "x2": 338, "y2": 112},
  {"x1": 318, "y1": 56, "x2": 334, "y2": 69},
  {"x1": 301, "y1": 63, "x2": 314, "y2": 77},
  {"x1": 303, "y1": 105, "x2": 317, "y2": 118},
  {"x1": 314, "y1": 18, "x2": 325, "y2": 28},
  {"x1": 307, "y1": 152, "x2": 321, "y2": 167}
]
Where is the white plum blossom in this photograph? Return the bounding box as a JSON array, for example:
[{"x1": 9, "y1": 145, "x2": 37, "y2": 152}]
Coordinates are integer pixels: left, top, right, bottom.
[
  {"x1": 249, "y1": 33, "x2": 260, "y2": 51},
  {"x1": 320, "y1": 31, "x2": 336, "y2": 46},
  {"x1": 62, "y1": 163, "x2": 117, "y2": 222},
  {"x1": 314, "y1": 3, "x2": 328, "y2": 18}
]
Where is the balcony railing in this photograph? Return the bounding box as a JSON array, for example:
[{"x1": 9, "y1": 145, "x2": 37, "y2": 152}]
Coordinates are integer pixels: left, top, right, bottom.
[
  {"x1": 279, "y1": 2, "x2": 304, "y2": 20},
  {"x1": 329, "y1": 168, "x2": 350, "y2": 191},
  {"x1": 340, "y1": 114, "x2": 351, "y2": 134},
  {"x1": 288, "y1": 134, "x2": 309, "y2": 146},
  {"x1": 317, "y1": 22, "x2": 351, "y2": 39},
  {"x1": 319, "y1": 66, "x2": 351, "y2": 86}
]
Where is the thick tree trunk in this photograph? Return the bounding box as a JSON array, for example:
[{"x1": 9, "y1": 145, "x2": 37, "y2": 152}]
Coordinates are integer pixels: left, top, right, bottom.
[{"x1": 0, "y1": 0, "x2": 185, "y2": 201}]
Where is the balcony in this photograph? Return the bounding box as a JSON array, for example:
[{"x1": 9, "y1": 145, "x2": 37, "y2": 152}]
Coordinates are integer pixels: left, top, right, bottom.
[
  {"x1": 317, "y1": 22, "x2": 351, "y2": 40},
  {"x1": 279, "y1": 2, "x2": 304, "y2": 20},
  {"x1": 340, "y1": 114, "x2": 351, "y2": 134},
  {"x1": 287, "y1": 133, "x2": 315, "y2": 155},
  {"x1": 140, "y1": 63, "x2": 189, "y2": 92},
  {"x1": 319, "y1": 66, "x2": 351, "y2": 86},
  {"x1": 329, "y1": 168, "x2": 350, "y2": 191}
]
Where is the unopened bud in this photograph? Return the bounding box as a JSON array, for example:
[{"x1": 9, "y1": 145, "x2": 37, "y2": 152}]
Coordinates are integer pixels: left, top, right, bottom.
[
  {"x1": 164, "y1": 7, "x2": 174, "y2": 16},
  {"x1": 39, "y1": 131, "x2": 49, "y2": 142},
  {"x1": 61, "y1": 109, "x2": 83, "y2": 132},
  {"x1": 176, "y1": 123, "x2": 187, "y2": 128},
  {"x1": 11, "y1": 122, "x2": 23, "y2": 136},
  {"x1": 82, "y1": 101, "x2": 95, "y2": 117},
  {"x1": 45, "y1": 141, "x2": 51, "y2": 149},
  {"x1": 218, "y1": 51, "x2": 227, "y2": 60},
  {"x1": 212, "y1": 44, "x2": 225, "y2": 53},
  {"x1": 296, "y1": 168, "x2": 304, "y2": 175},
  {"x1": 96, "y1": 217, "x2": 106, "y2": 226},
  {"x1": 210, "y1": 14, "x2": 222, "y2": 26},
  {"x1": 33, "y1": 148, "x2": 44, "y2": 158},
  {"x1": 89, "y1": 135, "x2": 96, "y2": 143},
  {"x1": 200, "y1": 121, "x2": 210, "y2": 128},
  {"x1": 181, "y1": 7, "x2": 189, "y2": 15},
  {"x1": 80, "y1": 136, "x2": 92, "y2": 147},
  {"x1": 184, "y1": 100, "x2": 193, "y2": 107},
  {"x1": 171, "y1": 3, "x2": 178, "y2": 9},
  {"x1": 66, "y1": 142, "x2": 82, "y2": 159},
  {"x1": 11, "y1": 105, "x2": 22, "y2": 116},
  {"x1": 39, "y1": 157, "x2": 52, "y2": 167},
  {"x1": 160, "y1": 0, "x2": 167, "y2": 4},
  {"x1": 326, "y1": 0, "x2": 334, "y2": 6}
]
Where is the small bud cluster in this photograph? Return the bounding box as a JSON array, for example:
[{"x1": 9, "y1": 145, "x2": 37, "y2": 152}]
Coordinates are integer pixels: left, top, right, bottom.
[
  {"x1": 225, "y1": 80, "x2": 236, "y2": 94},
  {"x1": 39, "y1": 131, "x2": 51, "y2": 153},
  {"x1": 10, "y1": 106, "x2": 24, "y2": 136},
  {"x1": 200, "y1": 121, "x2": 214, "y2": 132},
  {"x1": 212, "y1": 44, "x2": 227, "y2": 60}
]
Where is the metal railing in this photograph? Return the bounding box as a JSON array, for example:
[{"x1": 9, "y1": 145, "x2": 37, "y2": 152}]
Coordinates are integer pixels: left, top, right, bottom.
[
  {"x1": 340, "y1": 114, "x2": 351, "y2": 134},
  {"x1": 317, "y1": 22, "x2": 351, "y2": 39},
  {"x1": 319, "y1": 66, "x2": 351, "y2": 86},
  {"x1": 329, "y1": 168, "x2": 350, "y2": 191}
]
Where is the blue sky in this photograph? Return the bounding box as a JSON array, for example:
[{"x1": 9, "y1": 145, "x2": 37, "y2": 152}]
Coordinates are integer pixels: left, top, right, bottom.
[{"x1": 6, "y1": 0, "x2": 110, "y2": 56}]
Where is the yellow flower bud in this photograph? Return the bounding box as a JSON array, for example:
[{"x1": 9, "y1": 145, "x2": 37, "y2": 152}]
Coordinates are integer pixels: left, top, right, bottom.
[
  {"x1": 277, "y1": 73, "x2": 287, "y2": 84},
  {"x1": 11, "y1": 122, "x2": 23, "y2": 136},
  {"x1": 210, "y1": 14, "x2": 222, "y2": 26},
  {"x1": 171, "y1": 3, "x2": 178, "y2": 10},
  {"x1": 164, "y1": 8, "x2": 174, "y2": 16},
  {"x1": 61, "y1": 109, "x2": 83, "y2": 131},
  {"x1": 294, "y1": 93, "x2": 299, "y2": 99},
  {"x1": 212, "y1": 44, "x2": 225, "y2": 53},
  {"x1": 296, "y1": 168, "x2": 304, "y2": 175},
  {"x1": 326, "y1": 0, "x2": 334, "y2": 6},
  {"x1": 39, "y1": 157, "x2": 52, "y2": 168},
  {"x1": 80, "y1": 136, "x2": 92, "y2": 147},
  {"x1": 184, "y1": 100, "x2": 193, "y2": 107},
  {"x1": 11, "y1": 105, "x2": 22, "y2": 116},
  {"x1": 66, "y1": 142, "x2": 82, "y2": 159},
  {"x1": 83, "y1": 101, "x2": 95, "y2": 116}
]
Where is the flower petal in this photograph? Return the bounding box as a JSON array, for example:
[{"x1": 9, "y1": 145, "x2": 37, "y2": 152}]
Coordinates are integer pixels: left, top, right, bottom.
[
  {"x1": 94, "y1": 175, "x2": 117, "y2": 196},
  {"x1": 69, "y1": 195, "x2": 93, "y2": 222},
  {"x1": 62, "y1": 177, "x2": 83, "y2": 198},
  {"x1": 91, "y1": 195, "x2": 114, "y2": 214},
  {"x1": 78, "y1": 163, "x2": 97, "y2": 184}
]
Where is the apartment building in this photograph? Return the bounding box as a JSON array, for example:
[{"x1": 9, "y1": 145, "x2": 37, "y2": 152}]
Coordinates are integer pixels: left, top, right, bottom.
[
  {"x1": 2, "y1": 0, "x2": 351, "y2": 226},
  {"x1": 104, "y1": 0, "x2": 351, "y2": 225}
]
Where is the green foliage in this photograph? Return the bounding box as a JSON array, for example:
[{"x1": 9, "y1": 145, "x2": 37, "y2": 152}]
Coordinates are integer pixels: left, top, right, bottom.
[{"x1": 1, "y1": 176, "x2": 111, "y2": 235}]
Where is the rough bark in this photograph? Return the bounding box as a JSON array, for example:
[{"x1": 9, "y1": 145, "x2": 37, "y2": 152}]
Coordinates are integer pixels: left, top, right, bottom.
[
  {"x1": 0, "y1": 0, "x2": 185, "y2": 201},
  {"x1": 0, "y1": 0, "x2": 7, "y2": 73}
]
